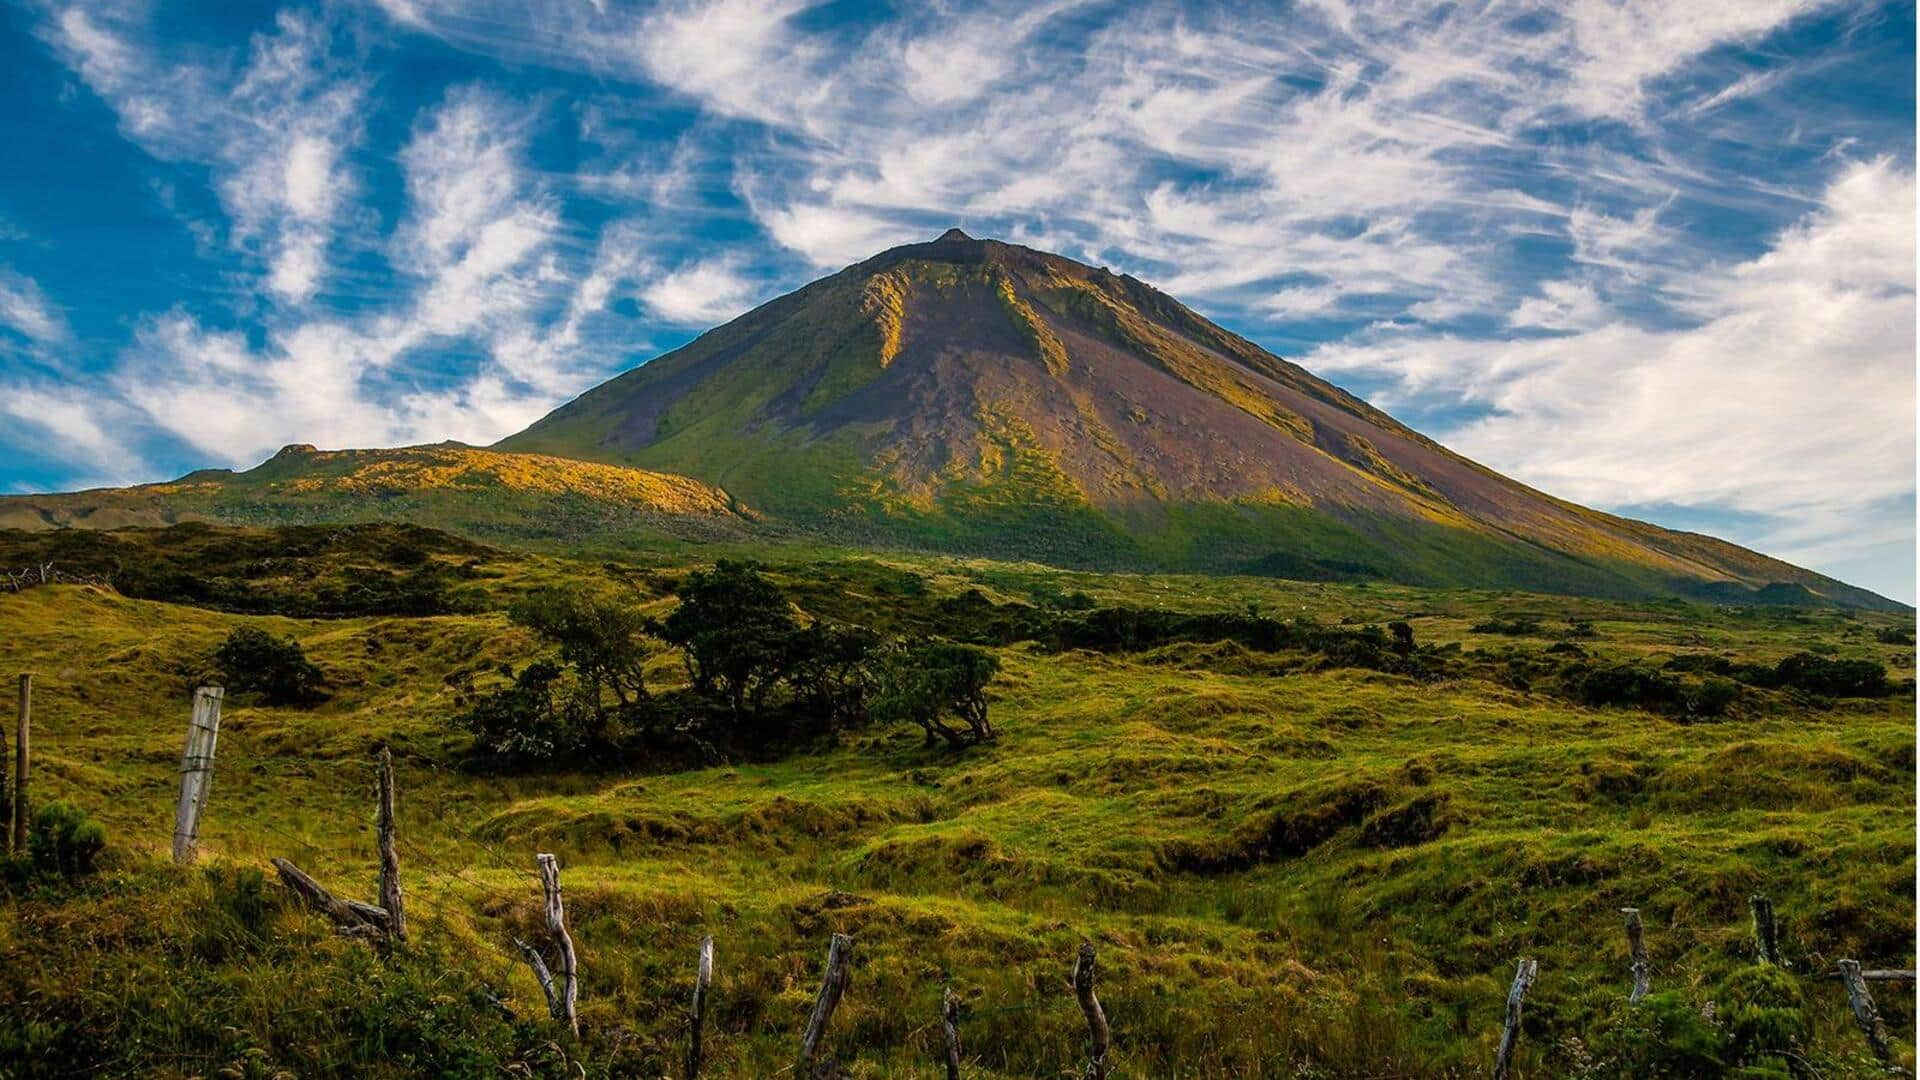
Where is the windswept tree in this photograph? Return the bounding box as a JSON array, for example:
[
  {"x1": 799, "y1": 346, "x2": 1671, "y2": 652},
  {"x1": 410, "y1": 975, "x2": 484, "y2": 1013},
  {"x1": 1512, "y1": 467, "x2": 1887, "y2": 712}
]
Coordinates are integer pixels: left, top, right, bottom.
[
  {"x1": 785, "y1": 621, "x2": 880, "y2": 727},
  {"x1": 508, "y1": 585, "x2": 654, "y2": 710},
  {"x1": 871, "y1": 641, "x2": 1001, "y2": 748},
  {"x1": 660, "y1": 560, "x2": 799, "y2": 722}
]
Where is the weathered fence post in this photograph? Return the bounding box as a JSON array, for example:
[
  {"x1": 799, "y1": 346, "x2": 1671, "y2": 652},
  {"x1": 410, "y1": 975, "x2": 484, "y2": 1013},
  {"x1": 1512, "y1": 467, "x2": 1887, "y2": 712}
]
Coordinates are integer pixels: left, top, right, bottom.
[
  {"x1": 1749, "y1": 894, "x2": 1782, "y2": 966},
  {"x1": 537, "y1": 853, "x2": 579, "y2": 1036},
  {"x1": 1836, "y1": 960, "x2": 1897, "y2": 1069},
  {"x1": 1072, "y1": 942, "x2": 1111, "y2": 1080},
  {"x1": 1621, "y1": 908, "x2": 1649, "y2": 1003},
  {"x1": 799, "y1": 932, "x2": 852, "y2": 1078},
  {"x1": 686, "y1": 935, "x2": 713, "y2": 1080},
  {"x1": 11, "y1": 672, "x2": 29, "y2": 854},
  {"x1": 1493, "y1": 958, "x2": 1538, "y2": 1080},
  {"x1": 171, "y1": 686, "x2": 223, "y2": 865},
  {"x1": 375, "y1": 746, "x2": 406, "y2": 944},
  {"x1": 271, "y1": 856, "x2": 393, "y2": 937},
  {"x1": 941, "y1": 982, "x2": 963, "y2": 1080}
]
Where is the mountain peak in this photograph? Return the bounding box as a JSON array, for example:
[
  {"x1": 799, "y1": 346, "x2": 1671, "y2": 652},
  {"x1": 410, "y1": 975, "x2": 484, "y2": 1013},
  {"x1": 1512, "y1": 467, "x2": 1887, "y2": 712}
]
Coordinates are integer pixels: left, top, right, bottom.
[{"x1": 495, "y1": 233, "x2": 1898, "y2": 609}]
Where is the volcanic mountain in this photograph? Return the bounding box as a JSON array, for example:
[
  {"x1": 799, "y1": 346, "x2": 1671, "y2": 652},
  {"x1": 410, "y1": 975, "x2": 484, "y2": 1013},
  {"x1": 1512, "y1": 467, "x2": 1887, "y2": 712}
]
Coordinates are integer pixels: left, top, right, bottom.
[
  {"x1": 499, "y1": 229, "x2": 1893, "y2": 608},
  {"x1": 4, "y1": 229, "x2": 1896, "y2": 608}
]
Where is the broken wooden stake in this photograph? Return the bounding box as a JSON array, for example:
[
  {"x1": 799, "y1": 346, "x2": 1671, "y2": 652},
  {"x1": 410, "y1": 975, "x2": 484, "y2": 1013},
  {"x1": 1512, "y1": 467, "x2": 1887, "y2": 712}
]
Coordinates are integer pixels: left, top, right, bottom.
[
  {"x1": 536, "y1": 853, "x2": 579, "y2": 1036},
  {"x1": 12, "y1": 672, "x2": 30, "y2": 854},
  {"x1": 1621, "y1": 907, "x2": 1649, "y2": 1004},
  {"x1": 171, "y1": 686, "x2": 222, "y2": 865},
  {"x1": 941, "y1": 982, "x2": 963, "y2": 1080},
  {"x1": 1837, "y1": 959, "x2": 1898, "y2": 1070},
  {"x1": 799, "y1": 932, "x2": 852, "y2": 1078},
  {"x1": 1492, "y1": 958, "x2": 1538, "y2": 1080},
  {"x1": 514, "y1": 935, "x2": 562, "y2": 1020},
  {"x1": 1749, "y1": 894, "x2": 1782, "y2": 966},
  {"x1": 375, "y1": 745, "x2": 406, "y2": 943},
  {"x1": 271, "y1": 856, "x2": 392, "y2": 938},
  {"x1": 1073, "y1": 942, "x2": 1111, "y2": 1080},
  {"x1": 686, "y1": 935, "x2": 713, "y2": 1080}
]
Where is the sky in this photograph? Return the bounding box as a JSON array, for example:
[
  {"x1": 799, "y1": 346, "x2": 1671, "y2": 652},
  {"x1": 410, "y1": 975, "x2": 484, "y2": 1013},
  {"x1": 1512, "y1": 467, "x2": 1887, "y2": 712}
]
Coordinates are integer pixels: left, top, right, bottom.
[{"x1": 0, "y1": 0, "x2": 1913, "y2": 602}]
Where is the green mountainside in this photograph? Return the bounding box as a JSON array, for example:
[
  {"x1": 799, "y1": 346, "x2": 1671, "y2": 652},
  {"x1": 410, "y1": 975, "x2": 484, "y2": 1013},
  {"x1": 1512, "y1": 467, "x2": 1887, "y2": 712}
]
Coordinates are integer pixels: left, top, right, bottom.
[
  {"x1": 2, "y1": 230, "x2": 1898, "y2": 609},
  {"x1": 501, "y1": 230, "x2": 1897, "y2": 609}
]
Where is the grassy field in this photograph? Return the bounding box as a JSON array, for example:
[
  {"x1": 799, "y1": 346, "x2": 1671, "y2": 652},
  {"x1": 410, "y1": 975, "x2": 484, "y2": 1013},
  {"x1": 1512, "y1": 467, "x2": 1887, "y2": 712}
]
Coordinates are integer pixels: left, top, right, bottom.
[{"x1": 0, "y1": 526, "x2": 1912, "y2": 1077}]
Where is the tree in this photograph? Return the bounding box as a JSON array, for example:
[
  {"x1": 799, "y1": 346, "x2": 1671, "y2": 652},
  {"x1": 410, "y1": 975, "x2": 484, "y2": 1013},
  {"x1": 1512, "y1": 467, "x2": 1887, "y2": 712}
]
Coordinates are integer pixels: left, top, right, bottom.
[
  {"x1": 871, "y1": 642, "x2": 1001, "y2": 748},
  {"x1": 213, "y1": 627, "x2": 326, "y2": 705},
  {"x1": 660, "y1": 561, "x2": 799, "y2": 722},
  {"x1": 785, "y1": 621, "x2": 879, "y2": 727},
  {"x1": 508, "y1": 586, "x2": 653, "y2": 711}
]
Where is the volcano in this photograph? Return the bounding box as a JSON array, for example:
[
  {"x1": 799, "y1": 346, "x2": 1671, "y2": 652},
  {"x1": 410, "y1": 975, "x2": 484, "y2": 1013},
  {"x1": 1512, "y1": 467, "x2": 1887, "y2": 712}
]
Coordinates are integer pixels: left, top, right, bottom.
[{"x1": 498, "y1": 229, "x2": 1894, "y2": 608}]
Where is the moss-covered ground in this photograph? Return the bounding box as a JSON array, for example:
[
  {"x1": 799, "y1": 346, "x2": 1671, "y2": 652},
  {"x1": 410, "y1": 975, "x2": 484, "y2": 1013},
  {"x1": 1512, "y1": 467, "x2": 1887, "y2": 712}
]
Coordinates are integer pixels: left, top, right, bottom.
[{"x1": 0, "y1": 527, "x2": 1912, "y2": 1077}]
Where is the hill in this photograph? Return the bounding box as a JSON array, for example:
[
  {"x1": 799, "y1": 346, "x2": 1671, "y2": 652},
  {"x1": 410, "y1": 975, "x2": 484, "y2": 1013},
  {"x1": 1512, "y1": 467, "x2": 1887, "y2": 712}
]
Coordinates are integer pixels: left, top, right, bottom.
[
  {"x1": 0, "y1": 442, "x2": 754, "y2": 544},
  {"x1": 0, "y1": 526, "x2": 1912, "y2": 1075},
  {"x1": 502, "y1": 230, "x2": 1897, "y2": 609}
]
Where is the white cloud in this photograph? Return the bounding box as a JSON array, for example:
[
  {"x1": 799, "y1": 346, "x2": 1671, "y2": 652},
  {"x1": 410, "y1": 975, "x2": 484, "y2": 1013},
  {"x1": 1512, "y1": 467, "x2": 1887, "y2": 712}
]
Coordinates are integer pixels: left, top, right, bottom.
[
  {"x1": 1308, "y1": 159, "x2": 1916, "y2": 570},
  {"x1": 640, "y1": 258, "x2": 761, "y2": 325},
  {"x1": 47, "y1": 5, "x2": 366, "y2": 306},
  {"x1": 0, "y1": 268, "x2": 66, "y2": 344}
]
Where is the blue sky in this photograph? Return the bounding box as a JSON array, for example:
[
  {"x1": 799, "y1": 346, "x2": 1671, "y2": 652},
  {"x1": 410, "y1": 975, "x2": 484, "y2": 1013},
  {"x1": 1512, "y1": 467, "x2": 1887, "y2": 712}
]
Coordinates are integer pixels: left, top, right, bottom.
[{"x1": 0, "y1": 0, "x2": 1913, "y2": 601}]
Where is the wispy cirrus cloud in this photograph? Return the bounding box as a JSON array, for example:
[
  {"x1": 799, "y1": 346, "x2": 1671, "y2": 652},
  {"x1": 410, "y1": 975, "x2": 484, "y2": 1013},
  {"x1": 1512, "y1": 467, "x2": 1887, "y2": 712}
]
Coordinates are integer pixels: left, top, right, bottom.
[
  {"x1": 3, "y1": 0, "x2": 1911, "y2": 597},
  {"x1": 1308, "y1": 158, "x2": 1915, "y2": 571}
]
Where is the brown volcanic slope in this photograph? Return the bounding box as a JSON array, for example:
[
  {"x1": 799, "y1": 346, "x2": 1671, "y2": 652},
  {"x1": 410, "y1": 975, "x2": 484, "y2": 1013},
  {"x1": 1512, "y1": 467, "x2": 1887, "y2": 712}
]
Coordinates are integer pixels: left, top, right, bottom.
[{"x1": 501, "y1": 229, "x2": 1896, "y2": 609}]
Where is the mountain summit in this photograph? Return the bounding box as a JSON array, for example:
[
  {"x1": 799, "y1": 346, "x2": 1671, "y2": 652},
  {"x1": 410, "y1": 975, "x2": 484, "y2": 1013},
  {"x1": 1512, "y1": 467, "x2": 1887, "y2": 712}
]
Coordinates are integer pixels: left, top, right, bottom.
[{"x1": 502, "y1": 232, "x2": 1894, "y2": 608}]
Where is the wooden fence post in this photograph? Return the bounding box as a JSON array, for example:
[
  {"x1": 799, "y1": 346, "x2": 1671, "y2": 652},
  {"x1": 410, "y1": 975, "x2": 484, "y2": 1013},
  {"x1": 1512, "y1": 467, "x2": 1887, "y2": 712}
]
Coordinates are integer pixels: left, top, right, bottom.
[
  {"x1": 11, "y1": 672, "x2": 30, "y2": 854},
  {"x1": 1621, "y1": 908, "x2": 1649, "y2": 1004},
  {"x1": 686, "y1": 935, "x2": 713, "y2": 1080},
  {"x1": 271, "y1": 857, "x2": 393, "y2": 937},
  {"x1": 171, "y1": 687, "x2": 222, "y2": 865},
  {"x1": 1836, "y1": 960, "x2": 1897, "y2": 1069},
  {"x1": 941, "y1": 982, "x2": 963, "y2": 1080},
  {"x1": 799, "y1": 932, "x2": 852, "y2": 1078},
  {"x1": 1072, "y1": 942, "x2": 1111, "y2": 1080},
  {"x1": 1492, "y1": 958, "x2": 1538, "y2": 1080},
  {"x1": 536, "y1": 853, "x2": 579, "y2": 1036},
  {"x1": 375, "y1": 746, "x2": 406, "y2": 943},
  {"x1": 1749, "y1": 894, "x2": 1782, "y2": 966}
]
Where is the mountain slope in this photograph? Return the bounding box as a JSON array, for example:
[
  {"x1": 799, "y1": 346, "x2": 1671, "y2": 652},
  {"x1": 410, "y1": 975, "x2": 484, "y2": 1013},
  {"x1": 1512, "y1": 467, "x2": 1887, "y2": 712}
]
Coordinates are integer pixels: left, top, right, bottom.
[
  {"x1": 0, "y1": 443, "x2": 754, "y2": 544},
  {"x1": 502, "y1": 229, "x2": 1896, "y2": 609}
]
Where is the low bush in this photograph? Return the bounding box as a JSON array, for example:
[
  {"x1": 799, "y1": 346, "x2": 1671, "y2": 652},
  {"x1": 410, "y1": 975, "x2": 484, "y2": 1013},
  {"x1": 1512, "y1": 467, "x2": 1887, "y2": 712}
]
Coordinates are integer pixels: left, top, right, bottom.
[
  {"x1": 27, "y1": 801, "x2": 106, "y2": 878},
  {"x1": 212, "y1": 627, "x2": 326, "y2": 705}
]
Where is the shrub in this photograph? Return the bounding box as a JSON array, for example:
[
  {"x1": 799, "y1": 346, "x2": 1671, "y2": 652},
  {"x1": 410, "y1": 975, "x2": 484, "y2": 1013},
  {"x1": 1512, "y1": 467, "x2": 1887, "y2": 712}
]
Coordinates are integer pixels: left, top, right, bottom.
[
  {"x1": 1716, "y1": 966, "x2": 1808, "y2": 1069},
  {"x1": 455, "y1": 660, "x2": 606, "y2": 762},
  {"x1": 27, "y1": 801, "x2": 106, "y2": 878},
  {"x1": 660, "y1": 561, "x2": 799, "y2": 721},
  {"x1": 1471, "y1": 615, "x2": 1542, "y2": 635},
  {"x1": 1585, "y1": 991, "x2": 1725, "y2": 1077},
  {"x1": 1873, "y1": 626, "x2": 1914, "y2": 645},
  {"x1": 1770, "y1": 652, "x2": 1888, "y2": 697},
  {"x1": 871, "y1": 642, "x2": 1001, "y2": 748},
  {"x1": 212, "y1": 628, "x2": 325, "y2": 705}
]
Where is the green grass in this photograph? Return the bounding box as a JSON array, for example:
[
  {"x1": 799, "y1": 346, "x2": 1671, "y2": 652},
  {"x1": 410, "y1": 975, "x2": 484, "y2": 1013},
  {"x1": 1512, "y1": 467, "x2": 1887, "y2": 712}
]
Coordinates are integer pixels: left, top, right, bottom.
[{"x1": 0, "y1": 528, "x2": 1913, "y2": 1077}]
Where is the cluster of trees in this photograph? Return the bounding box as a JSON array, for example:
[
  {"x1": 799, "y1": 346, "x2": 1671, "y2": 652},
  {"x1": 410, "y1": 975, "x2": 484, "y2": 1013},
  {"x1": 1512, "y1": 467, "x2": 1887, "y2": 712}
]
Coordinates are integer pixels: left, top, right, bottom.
[{"x1": 455, "y1": 561, "x2": 1000, "y2": 764}]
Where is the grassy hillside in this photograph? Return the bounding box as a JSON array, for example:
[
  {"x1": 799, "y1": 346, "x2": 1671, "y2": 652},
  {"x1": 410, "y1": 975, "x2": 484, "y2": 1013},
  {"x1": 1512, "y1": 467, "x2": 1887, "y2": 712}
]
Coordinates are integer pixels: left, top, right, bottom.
[
  {"x1": 0, "y1": 442, "x2": 755, "y2": 546},
  {"x1": 0, "y1": 526, "x2": 1912, "y2": 1077}
]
